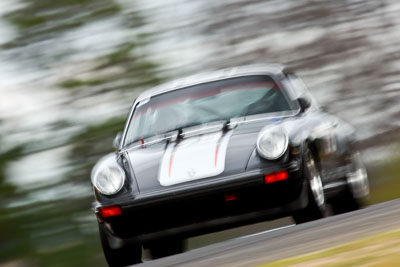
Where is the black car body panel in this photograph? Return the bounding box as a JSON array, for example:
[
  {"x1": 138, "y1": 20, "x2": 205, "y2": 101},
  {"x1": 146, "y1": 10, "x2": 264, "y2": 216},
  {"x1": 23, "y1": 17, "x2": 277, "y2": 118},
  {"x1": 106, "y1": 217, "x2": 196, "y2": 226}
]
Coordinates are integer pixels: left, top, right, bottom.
[{"x1": 91, "y1": 64, "x2": 368, "y2": 254}]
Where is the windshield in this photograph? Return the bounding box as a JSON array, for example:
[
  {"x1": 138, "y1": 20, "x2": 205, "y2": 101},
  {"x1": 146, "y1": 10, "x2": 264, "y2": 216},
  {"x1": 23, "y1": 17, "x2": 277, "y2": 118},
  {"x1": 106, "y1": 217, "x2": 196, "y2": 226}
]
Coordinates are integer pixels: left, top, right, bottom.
[{"x1": 124, "y1": 75, "x2": 296, "y2": 145}]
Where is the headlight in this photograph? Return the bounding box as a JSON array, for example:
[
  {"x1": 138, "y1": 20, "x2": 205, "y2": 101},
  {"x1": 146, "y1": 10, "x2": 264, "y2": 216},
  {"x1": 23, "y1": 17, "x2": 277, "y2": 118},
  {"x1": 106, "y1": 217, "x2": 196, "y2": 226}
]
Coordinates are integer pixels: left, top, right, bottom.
[
  {"x1": 91, "y1": 156, "x2": 125, "y2": 195},
  {"x1": 257, "y1": 127, "x2": 288, "y2": 160}
]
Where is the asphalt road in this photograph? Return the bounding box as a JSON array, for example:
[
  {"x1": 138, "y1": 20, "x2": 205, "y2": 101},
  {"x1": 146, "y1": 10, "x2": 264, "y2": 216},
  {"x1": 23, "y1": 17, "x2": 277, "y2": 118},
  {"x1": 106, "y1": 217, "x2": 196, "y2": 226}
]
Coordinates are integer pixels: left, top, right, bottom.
[{"x1": 137, "y1": 199, "x2": 400, "y2": 267}]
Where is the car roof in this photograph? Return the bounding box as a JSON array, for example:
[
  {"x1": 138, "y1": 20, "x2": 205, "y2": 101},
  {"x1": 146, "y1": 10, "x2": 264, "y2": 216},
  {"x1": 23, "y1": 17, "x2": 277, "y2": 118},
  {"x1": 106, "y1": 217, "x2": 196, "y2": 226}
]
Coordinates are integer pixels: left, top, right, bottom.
[{"x1": 136, "y1": 64, "x2": 286, "y2": 102}]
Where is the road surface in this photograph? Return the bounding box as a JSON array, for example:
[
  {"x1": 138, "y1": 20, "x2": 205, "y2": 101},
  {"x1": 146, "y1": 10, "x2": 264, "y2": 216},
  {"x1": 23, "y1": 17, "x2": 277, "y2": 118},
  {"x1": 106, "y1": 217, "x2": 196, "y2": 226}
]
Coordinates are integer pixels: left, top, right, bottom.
[{"x1": 137, "y1": 199, "x2": 400, "y2": 267}]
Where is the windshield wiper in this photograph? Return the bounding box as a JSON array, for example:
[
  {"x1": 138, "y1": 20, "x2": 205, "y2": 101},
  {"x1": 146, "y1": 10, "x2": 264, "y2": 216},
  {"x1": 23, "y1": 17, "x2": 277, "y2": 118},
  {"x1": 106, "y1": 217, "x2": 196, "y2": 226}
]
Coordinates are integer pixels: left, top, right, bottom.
[
  {"x1": 133, "y1": 120, "x2": 235, "y2": 148},
  {"x1": 179, "y1": 120, "x2": 233, "y2": 138}
]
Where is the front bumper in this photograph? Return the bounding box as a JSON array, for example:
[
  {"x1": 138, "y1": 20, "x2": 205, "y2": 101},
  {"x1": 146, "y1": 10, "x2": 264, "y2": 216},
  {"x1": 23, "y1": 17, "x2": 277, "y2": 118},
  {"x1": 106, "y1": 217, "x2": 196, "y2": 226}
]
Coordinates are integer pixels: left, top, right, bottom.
[{"x1": 94, "y1": 162, "x2": 306, "y2": 245}]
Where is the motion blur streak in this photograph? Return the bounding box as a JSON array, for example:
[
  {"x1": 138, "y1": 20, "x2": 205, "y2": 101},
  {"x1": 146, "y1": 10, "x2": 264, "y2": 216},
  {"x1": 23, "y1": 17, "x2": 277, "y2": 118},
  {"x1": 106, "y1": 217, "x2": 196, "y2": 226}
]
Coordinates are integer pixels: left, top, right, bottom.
[{"x1": 1, "y1": 0, "x2": 400, "y2": 266}]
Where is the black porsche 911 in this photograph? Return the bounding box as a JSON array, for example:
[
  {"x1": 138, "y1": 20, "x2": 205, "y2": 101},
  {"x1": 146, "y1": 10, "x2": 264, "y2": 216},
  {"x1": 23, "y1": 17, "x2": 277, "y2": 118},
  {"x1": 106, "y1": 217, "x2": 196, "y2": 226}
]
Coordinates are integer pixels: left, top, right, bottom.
[{"x1": 91, "y1": 64, "x2": 369, "y2": 266}]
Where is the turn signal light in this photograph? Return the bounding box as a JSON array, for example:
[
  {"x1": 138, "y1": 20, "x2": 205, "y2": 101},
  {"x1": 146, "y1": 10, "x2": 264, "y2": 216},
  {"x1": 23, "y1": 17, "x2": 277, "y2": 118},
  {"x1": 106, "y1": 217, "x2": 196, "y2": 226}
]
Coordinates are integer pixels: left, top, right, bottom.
[
  {"x1": 99, "y1": 205, "x2": 122, "y2": 218},
  {"x1": 264, "y1": 170, "x2": 288, "y2": 184}
]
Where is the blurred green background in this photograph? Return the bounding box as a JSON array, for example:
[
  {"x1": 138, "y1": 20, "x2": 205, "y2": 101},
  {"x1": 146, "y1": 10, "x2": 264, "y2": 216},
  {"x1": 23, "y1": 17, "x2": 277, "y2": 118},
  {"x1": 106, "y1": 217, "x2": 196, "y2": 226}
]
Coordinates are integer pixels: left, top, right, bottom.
[{"x1": 1, "y1": 0, "x2": 400, "y2": 266}]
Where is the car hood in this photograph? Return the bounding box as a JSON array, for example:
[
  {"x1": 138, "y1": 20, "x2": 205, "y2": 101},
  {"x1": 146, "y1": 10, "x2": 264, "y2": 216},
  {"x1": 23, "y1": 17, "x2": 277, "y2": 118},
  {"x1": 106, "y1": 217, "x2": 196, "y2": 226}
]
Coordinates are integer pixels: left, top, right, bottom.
[{"x1": 125, "y1": 118, "x2": 286, "y2": 193}]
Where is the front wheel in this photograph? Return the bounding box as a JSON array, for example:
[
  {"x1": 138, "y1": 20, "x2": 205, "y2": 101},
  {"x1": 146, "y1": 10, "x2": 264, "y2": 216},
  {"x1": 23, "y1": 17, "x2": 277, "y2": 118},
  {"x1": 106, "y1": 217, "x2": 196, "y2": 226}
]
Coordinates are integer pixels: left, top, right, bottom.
[
  {"x1": 98, "y1": 223, "x2": 142, "y2": 267},
  {"x1": 293, "y1": 150, "x2": 327, "y2": 224}
]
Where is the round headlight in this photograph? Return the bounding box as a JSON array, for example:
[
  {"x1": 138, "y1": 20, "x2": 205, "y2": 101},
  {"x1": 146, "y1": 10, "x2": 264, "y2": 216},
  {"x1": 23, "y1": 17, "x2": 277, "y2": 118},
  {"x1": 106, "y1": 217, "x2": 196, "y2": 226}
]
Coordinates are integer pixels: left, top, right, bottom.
[
  {"x1": 257, "y1": 127, "x2": 288, "y2": 160},
  {"x1": 91, "y1": 157, "x2": 125, "y2": 195}
]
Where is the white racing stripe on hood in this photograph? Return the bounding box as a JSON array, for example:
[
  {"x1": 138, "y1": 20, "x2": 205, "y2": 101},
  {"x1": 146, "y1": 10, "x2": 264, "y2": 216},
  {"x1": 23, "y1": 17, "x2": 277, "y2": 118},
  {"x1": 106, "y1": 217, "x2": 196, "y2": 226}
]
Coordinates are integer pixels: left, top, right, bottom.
[{"x1": 158, "y1": 131, "x2": 232, "y2": 186}]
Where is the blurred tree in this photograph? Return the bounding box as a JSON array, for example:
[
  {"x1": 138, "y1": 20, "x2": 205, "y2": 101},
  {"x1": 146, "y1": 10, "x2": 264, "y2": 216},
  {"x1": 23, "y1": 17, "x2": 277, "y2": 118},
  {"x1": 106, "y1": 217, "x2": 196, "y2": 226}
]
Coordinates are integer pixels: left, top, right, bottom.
[
  {"x1": 3, "y1": 0, "x2": 121, "y2": 47},
  {"x1": 1, "y1": 0, "x2": 164, "y2": 266}
]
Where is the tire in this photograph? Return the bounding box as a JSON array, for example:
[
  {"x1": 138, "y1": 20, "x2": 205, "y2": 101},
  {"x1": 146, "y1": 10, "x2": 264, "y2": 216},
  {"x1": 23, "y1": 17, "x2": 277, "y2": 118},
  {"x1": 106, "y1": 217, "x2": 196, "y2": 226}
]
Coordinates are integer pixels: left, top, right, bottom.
[
  {"x1": 330, "y1": 189, "x2": 360, "y2": 214},
  {"x1": 149, "y1": 238, "x2": 184, "y2": 259},
  {"x1": 330, "y1": 151, "x2": 369, "y2": 215},
  {"x1": 293, "y1": 150, "x2": 327, "y2": 224},
  {"x1": 98, "y1": 223, "x2": 142, "y2": 267}
]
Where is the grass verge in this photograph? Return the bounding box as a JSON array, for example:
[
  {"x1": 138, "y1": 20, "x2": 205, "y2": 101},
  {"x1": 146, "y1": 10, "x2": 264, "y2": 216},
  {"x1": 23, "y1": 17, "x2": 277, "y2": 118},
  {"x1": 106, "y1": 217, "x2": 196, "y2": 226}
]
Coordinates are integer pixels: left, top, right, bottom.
[{"x1": 259, "y1": 229, "x2": 400, "y2": 267}]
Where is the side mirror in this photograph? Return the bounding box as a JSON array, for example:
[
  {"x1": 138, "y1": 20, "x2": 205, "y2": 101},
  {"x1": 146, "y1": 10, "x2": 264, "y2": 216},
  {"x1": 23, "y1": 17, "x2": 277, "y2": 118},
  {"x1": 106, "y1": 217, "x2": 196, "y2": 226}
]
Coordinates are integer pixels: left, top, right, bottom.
[
  {"x1": 297, "y1": 96, "x2": 311, "y2": 113},
  {"x1": 113, "y1": 132, "x2": 122, "y2": 149}
]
